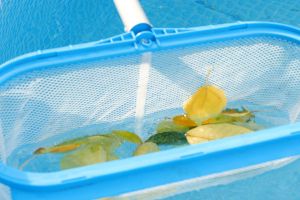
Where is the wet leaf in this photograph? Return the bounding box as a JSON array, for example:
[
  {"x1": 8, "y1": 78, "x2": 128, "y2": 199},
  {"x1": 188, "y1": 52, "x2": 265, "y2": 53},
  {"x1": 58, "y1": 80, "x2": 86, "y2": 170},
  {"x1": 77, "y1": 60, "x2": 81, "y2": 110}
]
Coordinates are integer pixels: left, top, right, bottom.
[
  {"x1": 173, "y1": 115, "x2": 197, "y2": 128},
  {"x1": 34, "y1": 144, "x2": 81, "y2": 154},
  {"x1": 93, "y1": 134, "x2": 124, "y2": 151},
  {"x1": 221, "y1": 108, "x2": 254, "y2": 121},
  {"x1": 202, "y1": 108, "x2": 254, "y2": 125},
  {"x1": 34, "y1": 135, "x2": 96, "y2": 155},
  {"x1": 146, "y1": 131, "x2": 188, "y2": 145},
  {"x1": 133, "y1": 142, "x2": 159, "y2": 156},
  {"x1": 81, "y1": 133, "x2": 124, "y2": 154},
  {"x1": 112, "y1": 130, "x2": 142, "y2": 144},
  {"x1": 156, "y1": 119, "x2": 189, "y2": 134},
  {"x1": 106, "y1": 153, "x2": 119, "y2": 161},
  {"x1": 60, "y1": 144, "x2": 107, "y2": 170},
  {"x1": 56, "y1": 136, "x2": 94, "y2": 146},
  {"x1": 186, "y1": 123, "x2": 252, "y2": 144},
  {"x1": 183, "y1": 85, "x2": 227, "y2": 124},
  {"x1": 34, "y1": 133, "x2": 123, "y2": 155}
]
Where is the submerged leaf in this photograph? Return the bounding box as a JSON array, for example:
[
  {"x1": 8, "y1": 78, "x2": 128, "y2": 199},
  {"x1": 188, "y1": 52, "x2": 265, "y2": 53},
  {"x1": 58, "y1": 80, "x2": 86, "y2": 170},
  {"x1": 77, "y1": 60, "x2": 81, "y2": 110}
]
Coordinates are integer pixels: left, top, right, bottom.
[
  {"x1": 106, "y1": 153, "x2": 119, "y2": 161},
  {"x1": 57, "y1": 136, "x2": 92, "y2": 146},
  {"x1": 133, "y1": 142, "x2": 160, "y2": 156},
  {"x1": 156, "y1": 119, "x2": 189, "y2": 134},
  {"x1": 202, "y1": 108, "x2": 254, "y2": 125},
  {"x1": 112, "y1": 130, "x2": 142, "y2": 144},
  {"x1": 34, "y1": 133, "x2": 123, "y2": 155},
  {"x1": 83, "y1": 134, "x2": 123, "y2": 159},
  {"x1": 146, "y1": 131, "x2": 188, "y2": 145},
  {"x1": 34, "y1": 144, "x2": 81, "y2": 154},
  {"x1": 183, "y1": 85, "x2": 227, "y2": 124},
  {"x1": 60, "y1": 144, "x2": 107, "y2": 169},
  {"x1": 173, "y1": 115, "x2": 197, "y2": 128},
  {"x1": 221, "y1": 107, "x2": 254, "y2": 120},
  {"x1": 186, "y1": 123, "x2": 252, "y2": 144}
]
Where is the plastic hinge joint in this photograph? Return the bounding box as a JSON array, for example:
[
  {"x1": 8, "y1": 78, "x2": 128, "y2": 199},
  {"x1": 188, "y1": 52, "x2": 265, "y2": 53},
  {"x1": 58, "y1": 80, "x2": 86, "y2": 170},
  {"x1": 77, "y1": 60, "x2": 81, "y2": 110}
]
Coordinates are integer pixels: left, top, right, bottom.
[{"x1": 134, "y1": 30, "x2": 156, "y2": 48}]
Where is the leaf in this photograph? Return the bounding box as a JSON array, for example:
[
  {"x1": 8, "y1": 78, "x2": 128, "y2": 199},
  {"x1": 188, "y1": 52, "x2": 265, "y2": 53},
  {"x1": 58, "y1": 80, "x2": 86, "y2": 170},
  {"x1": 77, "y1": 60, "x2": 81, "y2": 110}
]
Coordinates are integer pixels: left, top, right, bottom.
[
  {"x1": 34, "y1": 133, "x2": 123, "y2": 155},
  {"x1": 112, "y1": 130, "x2": 142, "y2": 144},
  {"x1": 60, "y1": 144, "x2": 107, "y2": 170},
  {"x1": 146, "y1": 131, "x2": 188, "y2": 145},
  {"x1": 221, "y1": 108, "x2": 254, "y2": 121},
  {"x1": 172, "y1": 115, "x2": 197, "y2": 128},
  {"x1": 186, "y1": 123, "x2": 252, "y2": 144},
  {"x1": 183, "y1": 85, "x2": 227, "y2": 124},
  {"x1": 106, "y1": 153, "x2": 119, "y2": 161},
  {"x1": 222, "y1": 107, "x2": 253, "y2": 116},
  {"x1": 34, "y1": 135, "x2": 94, "y2": 155},
  {"x1": 57, "y1": 137, "x2": 91, "y2": 146},
  {"x1": 57, "y1": 134, "x2": 112, "y2": 147},
  {"x1": 34, "y1": 144, "x2": 81, "y2": 154},
  {"x1": 91, "y1": 134, "x2": 124, "y2": 151},
  {"x1": 156, "y1": 119, "x2": 189, "y2": 134},
  {"x1": 202, "y1": 108, "x2": 254, "y2": 125},
  {"x1": 133, "y1": 142, "x2": 160, "y2": 156}
]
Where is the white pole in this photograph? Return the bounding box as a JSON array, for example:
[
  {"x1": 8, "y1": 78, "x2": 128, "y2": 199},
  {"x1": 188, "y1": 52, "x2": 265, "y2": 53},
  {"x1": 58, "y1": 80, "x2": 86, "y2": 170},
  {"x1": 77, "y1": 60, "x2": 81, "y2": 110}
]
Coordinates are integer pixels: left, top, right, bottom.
[
  {"x1": 135, "y1": 53, "x2": 151, "y2": 137},
  {"x1": 113, "y1": 0, "x2": 151, "y2": 32}
]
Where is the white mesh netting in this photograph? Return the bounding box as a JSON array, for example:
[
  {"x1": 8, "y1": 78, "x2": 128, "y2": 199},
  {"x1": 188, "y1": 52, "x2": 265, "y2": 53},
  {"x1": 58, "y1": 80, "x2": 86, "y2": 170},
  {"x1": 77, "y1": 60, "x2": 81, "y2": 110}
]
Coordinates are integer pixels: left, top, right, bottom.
[{"x1": 0, "y1": 35, "x2": 300, "y2": 169}]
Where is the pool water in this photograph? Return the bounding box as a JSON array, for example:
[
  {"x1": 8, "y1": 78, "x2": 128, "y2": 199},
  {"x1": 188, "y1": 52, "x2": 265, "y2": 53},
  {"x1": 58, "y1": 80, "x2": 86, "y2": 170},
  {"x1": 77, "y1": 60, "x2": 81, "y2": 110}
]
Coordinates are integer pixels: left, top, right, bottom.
[
  {"x1": 112, "y1": 156, "x2": 300, "y2": 200},
  {"x1": 164, "y1": 158, "x2": 300, "y2": 200},
  {"x1": 0, "y1": 0, "x2": 300, "y2": 65},
  {"x1": 1, "y1": 0, "x2": 300, "y2": 199}
]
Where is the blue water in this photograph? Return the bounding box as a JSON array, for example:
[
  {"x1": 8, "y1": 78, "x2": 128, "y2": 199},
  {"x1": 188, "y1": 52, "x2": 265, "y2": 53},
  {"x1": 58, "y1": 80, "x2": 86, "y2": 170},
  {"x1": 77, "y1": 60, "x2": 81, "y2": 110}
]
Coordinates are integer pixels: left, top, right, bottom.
[
  {"x1": 1, "y1": 0, "x2": 300, "y2": 199},
  {"x1": 0, "y1": 0, "x2": 300, "y2": 65},
  {"x1": 164, "y1": 158, "x2": 300, "y2": 200}
]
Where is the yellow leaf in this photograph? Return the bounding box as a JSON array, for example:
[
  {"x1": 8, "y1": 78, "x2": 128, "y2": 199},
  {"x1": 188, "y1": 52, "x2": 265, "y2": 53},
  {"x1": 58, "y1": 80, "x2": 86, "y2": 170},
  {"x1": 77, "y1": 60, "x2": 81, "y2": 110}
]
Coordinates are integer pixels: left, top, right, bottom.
[
  {"x1": 202, "y1": 109, "x2": 254, "y2": 125},
  {"x1": 172, "y1": 115, "x2": 197, "y2": 128},
  {"x1": 112, "y1": 130, "x2": 142, "y2": 144},
  {"x1": 34, "y1": 144, "x2": 81, "y2": 154},
  {"x1": 133, "y1": 142, "x2": 160, "y2": 156},
  {"x1": 60, "y1": 144, "x2": 107, "y2": 170},
  {"x1": 106, "y1": 153, "x2": 119, "y2": 161},
  {"x1": 186, "y1": 137, "x2": 209, "y2": 144},
  {"x1": 186, "y1": 123, "x2": 252, "y2": 144},
  {"x1": 183, "y1": 85, "x2": 227, "y2": 124},
  {"x1": 222, "y1": 110, "x2": 251, "y2": 117}
]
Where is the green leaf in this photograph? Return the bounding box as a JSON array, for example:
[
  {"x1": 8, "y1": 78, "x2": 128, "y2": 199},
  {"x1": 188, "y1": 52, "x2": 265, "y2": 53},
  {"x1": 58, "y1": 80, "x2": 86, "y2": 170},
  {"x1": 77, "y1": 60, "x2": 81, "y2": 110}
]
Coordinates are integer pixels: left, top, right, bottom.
[
  {"x1": 133, "y1": 142, "x2": 159, "y2": 156},
  {"x1": 146, "y1": 131, "x2": 188, "y2": 145},
  {"x1": 156, "y1": 119, "x2": 189, "y2": 134},
  {"x1": 112, "y1": 130, "x2": 142, "y2": 144},
  {"x1": 60, "y1": 144, "x2": 107, "y2": 170}
]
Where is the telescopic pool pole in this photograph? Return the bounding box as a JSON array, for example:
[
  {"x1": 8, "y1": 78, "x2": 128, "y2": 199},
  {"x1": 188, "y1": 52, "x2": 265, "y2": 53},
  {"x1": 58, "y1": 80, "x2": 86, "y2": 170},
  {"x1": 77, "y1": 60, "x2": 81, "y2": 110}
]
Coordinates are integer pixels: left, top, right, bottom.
[{"x1": 113, "y1": 0, "x2": 152, "y2": 34}]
